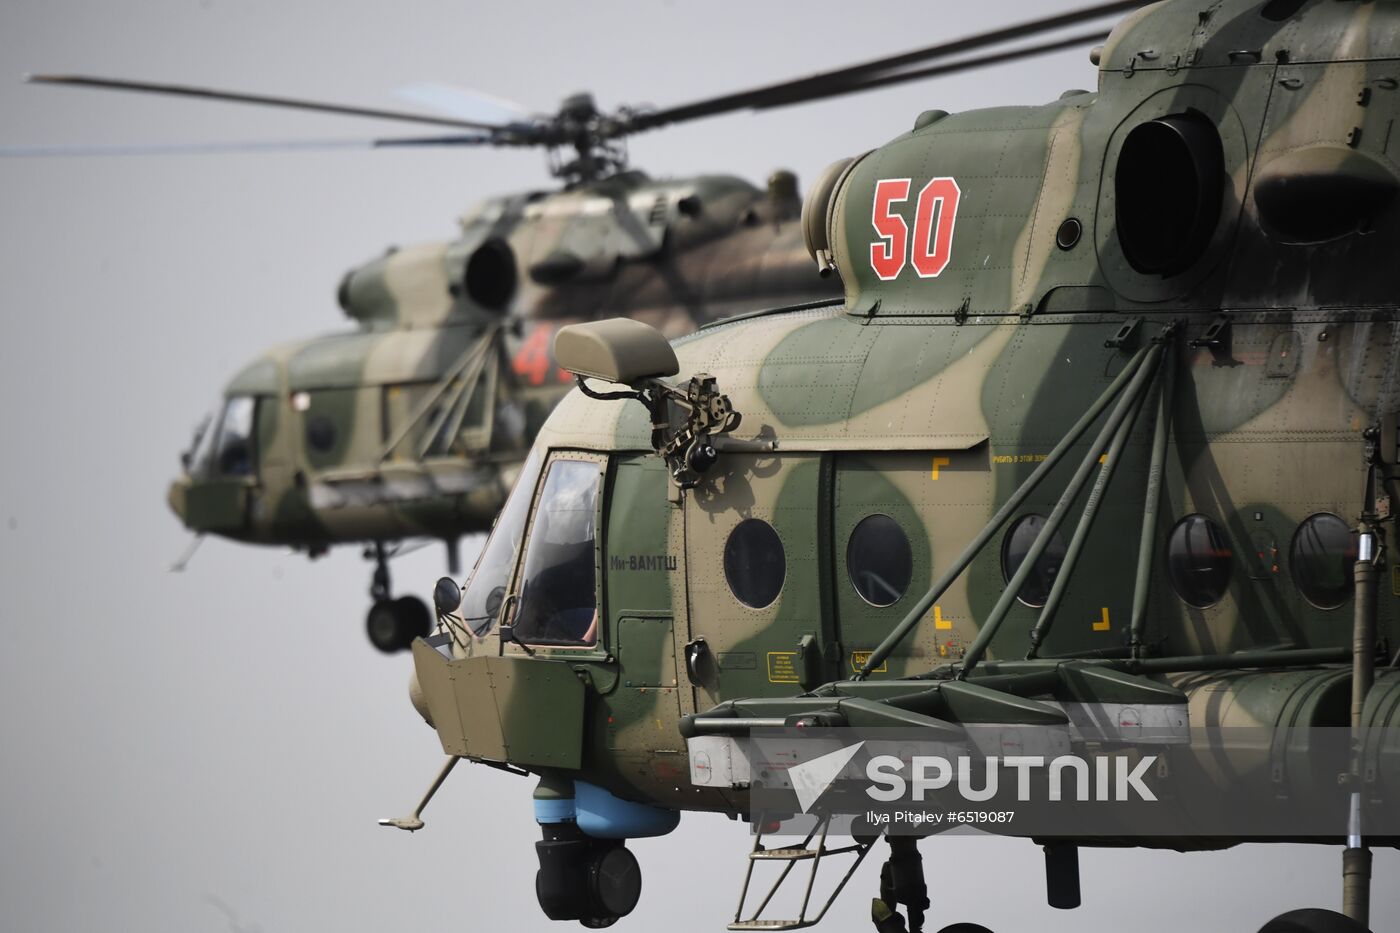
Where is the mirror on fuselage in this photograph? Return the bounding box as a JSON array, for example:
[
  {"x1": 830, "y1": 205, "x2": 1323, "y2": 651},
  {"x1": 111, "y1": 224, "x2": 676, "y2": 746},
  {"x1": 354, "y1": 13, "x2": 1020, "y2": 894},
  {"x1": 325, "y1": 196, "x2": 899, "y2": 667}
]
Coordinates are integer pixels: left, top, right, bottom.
[
  {"x1": 553, "y1": 318, "x2": 678, "y2": 386},
  {"x1": 433, "y1": 576, "x2": 463, "y2": 615}
]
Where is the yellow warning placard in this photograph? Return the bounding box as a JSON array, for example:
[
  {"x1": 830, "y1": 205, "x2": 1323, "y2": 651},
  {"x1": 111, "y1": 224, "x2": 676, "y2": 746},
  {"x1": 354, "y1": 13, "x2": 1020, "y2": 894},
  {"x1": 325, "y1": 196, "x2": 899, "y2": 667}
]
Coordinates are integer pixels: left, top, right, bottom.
[{"x1": 766, "y1": 651, "x2": 799, "y2": 684}]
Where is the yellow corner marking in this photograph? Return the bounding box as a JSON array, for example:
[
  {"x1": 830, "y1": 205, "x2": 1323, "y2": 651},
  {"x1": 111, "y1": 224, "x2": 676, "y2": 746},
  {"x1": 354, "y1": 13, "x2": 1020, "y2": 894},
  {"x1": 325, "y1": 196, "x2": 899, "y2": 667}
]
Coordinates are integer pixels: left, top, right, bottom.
[
  {"x1": 934, "y1": 605, "x2": 952, "y2": 630},
  {"x1": 930, "y1": 456, "x2": 951, "y2": 480},
  {"x1": 1093, "y1": 607, "x2": 1111, "y2": 632}
]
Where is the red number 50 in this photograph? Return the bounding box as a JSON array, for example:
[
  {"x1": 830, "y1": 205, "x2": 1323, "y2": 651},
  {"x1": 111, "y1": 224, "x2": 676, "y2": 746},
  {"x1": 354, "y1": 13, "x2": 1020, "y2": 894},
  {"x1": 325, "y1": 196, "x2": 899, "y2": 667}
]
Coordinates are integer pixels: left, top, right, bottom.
[{"x1": 869, "y1": 176, "x2": 961, "y2": 281}]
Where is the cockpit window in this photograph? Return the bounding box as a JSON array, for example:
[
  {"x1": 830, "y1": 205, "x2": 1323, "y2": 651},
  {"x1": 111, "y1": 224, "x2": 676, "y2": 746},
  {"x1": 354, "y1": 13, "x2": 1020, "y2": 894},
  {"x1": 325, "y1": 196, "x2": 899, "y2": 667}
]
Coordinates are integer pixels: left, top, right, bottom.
[
  {"x1": 186, "y1": 405, "x2": 221, "y2": 476},
  {"x1": 512, "y1": 458, "x2": 600, "y2": 646},
  {"x1": 187, "y1": 396, "x2": 257, "y2": 478},
  {"x1": 458, "y1": 450, "x2": 543, "y2": 636},
  {"x1": 215, "y1": 396, "x2": 256, "y2": 476}
]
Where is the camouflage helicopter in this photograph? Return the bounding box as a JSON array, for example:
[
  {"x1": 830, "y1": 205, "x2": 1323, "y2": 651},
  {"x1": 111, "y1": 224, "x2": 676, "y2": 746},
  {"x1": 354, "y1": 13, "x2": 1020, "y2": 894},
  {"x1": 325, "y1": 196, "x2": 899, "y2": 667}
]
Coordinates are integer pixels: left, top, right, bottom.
[
  {"x1": 9, "y1": 81, "x2": 841, "y2": 651},
  {"x1": 11, "y1": 4, "x2": 1122, "y2": 653},
  {"x1": 383, "y1": 1, "x2": 1400, "y2": 931}
]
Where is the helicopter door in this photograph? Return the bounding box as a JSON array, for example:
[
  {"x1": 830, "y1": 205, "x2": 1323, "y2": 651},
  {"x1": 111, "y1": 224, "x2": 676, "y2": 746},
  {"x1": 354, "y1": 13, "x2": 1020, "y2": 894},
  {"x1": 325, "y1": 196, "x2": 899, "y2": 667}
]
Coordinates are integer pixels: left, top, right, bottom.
[
  {"x1": 682, "y1": 453, "x2": 832, "y2": 709},
  {"x1": 603, "y1": 453, "x2": 685, "y2": 719}
]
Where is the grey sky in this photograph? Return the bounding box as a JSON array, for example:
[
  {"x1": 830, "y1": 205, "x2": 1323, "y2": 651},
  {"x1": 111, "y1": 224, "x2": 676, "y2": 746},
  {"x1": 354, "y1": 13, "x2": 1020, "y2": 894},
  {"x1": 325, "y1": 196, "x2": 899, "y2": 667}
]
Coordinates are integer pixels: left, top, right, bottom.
[{"x1": 1, "y1": 1, "x2": 1395, "y2": 930}]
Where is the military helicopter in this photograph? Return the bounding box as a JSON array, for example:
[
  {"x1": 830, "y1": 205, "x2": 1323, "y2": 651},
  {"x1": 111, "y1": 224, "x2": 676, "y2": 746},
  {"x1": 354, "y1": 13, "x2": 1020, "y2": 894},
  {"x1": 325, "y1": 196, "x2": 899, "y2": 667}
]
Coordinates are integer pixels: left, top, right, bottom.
[
  {"x1": 9, "y1": 85, "x2": 839, "y2": 652},
  {"x1": 11, "y1": 3, "x2": 1127, "y2": 653},
  {"x1": 385, "y1": 1, "x2": 1400, "y2": 931}
]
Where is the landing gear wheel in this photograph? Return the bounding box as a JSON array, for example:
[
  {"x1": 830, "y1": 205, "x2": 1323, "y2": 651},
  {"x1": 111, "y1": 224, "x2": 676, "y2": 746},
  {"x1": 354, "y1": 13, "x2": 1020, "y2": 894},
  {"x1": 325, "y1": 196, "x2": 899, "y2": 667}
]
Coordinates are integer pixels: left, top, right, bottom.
[
  {"x1": 365, "y1": 596, "x2": 432, "y2": 653},
  {"x1": 1258, "y1": 909, "x2": 1371, "y2": 933},
  {"x1": 936, "y1": 925, "x2": 995, "y2": 933},
  {"x1": 578, "y1": 917, "x2": 618, "y2": 929},
  {"x1": 366, "y1": 600, "x2": 403, "y2": 653}
]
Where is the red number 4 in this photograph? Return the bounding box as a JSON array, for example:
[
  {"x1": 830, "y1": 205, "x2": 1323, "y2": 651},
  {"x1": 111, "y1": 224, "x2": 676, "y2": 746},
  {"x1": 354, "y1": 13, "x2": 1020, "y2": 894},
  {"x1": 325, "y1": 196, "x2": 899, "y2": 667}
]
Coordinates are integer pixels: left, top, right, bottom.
[{"x1": 869, "y1": 177, "x2": 961, "y2": 281}]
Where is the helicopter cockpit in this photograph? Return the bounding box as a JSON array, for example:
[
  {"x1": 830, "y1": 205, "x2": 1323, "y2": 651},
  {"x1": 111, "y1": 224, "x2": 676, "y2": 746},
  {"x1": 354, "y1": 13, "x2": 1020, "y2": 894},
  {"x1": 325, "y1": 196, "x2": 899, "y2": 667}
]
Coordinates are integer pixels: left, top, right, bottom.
[
  {"x1": 444, "y1": 451, "x2": 602, "y2": 653},
  {"x1": 454, "y1": 450, "x2": 542, "y2": 642},
  {"x1": 183, "y1": 395, "x2": 257, "y2": 480},
  {"x1": 510, "y1": 457, "x2": 601, "y2": 647},
  {"x1": 168, "y1": 392, "x2": 267, "y2": 543}
]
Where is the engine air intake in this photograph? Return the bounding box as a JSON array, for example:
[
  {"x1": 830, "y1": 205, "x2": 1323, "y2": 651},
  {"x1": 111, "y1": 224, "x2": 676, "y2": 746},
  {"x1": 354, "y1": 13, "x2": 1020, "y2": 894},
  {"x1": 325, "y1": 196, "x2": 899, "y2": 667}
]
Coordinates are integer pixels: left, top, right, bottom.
[{"x1": 1114, "y1": 113, "x2": 1224, "y2": 276}]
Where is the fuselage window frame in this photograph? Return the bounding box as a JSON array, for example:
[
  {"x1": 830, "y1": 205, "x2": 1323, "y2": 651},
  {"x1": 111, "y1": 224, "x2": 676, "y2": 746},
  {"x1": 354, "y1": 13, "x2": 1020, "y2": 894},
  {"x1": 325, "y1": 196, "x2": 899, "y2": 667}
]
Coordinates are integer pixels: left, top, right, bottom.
[
  {"x1": 1165, "y1": 512, "x2": 1234, "y2": 610},
  {"x1": 1289, "y1": 511, "x2": 1358, "y2": 611},
  {"x1": 1000, "y1": 513, "x2": 1068, "y2": 609},
  {"x1": 846, "y1": 512, "x2": 914, "y2": 608},
  {"x1": 723, "y1": 517, "x2": 788, "y2": 610}
]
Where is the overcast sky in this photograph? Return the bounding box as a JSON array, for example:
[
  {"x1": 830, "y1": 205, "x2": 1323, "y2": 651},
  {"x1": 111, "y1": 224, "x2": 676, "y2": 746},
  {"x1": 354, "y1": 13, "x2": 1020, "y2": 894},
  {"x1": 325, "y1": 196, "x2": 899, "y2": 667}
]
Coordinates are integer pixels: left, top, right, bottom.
[{"x1": 1, "y1": 1, "x2": 1396, "y2": 931}]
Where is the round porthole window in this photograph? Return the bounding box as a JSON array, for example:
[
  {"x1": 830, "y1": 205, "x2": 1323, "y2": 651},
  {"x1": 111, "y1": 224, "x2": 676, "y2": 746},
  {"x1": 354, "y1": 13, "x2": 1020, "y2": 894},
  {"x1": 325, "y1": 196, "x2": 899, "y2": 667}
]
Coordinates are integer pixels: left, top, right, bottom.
[
  {"x1": 1001, "y1": 514, "x2": 1067, "y2": 608},
  {"x1": 847, "y1": 514, "x2": 913, "y2": 607},
  {"x1": 724, "y1": 518, "x2": 786, "y2": 609},
  {"x1": 305, "y1": 413, "x2": 337, "y2": 452},
  {"x1": 1290, "y1": 513, "x2": 1357, "y2": 610},
  {"x1": 1167, "y1": 514, "x2": 1233, "y2": 608}
]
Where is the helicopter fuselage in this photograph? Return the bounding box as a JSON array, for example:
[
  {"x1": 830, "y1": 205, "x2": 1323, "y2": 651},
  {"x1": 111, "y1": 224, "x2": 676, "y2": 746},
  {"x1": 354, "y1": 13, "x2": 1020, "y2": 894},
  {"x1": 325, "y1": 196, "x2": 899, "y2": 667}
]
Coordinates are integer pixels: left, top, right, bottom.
[
  {"x1": 166, "y1": 171, "x2": 838, "y2": 554},
  {"x1": 405, "y1": 2, "x2": 1400, "y2": 927}
]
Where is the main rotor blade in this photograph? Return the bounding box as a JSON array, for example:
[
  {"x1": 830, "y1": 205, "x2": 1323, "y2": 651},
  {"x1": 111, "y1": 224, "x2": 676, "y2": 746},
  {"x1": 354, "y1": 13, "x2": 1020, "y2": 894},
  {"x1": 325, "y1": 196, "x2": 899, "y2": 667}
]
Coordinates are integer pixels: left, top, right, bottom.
[
  {"x1": 26, "y1": 74, "x2": 519, "y2": 133},
  {"x1": 395, "y1": 82, "x2": 534, "y2": 125},
  {"x1": 0, "y1": 133, "x2": 498, "y2": 157},
  {"x1": 755, "y1": 29, "x2": 1112, "y2": 111},
  {"x1": 622, "y1": 0, "x2": 1141, "y2": 133}
]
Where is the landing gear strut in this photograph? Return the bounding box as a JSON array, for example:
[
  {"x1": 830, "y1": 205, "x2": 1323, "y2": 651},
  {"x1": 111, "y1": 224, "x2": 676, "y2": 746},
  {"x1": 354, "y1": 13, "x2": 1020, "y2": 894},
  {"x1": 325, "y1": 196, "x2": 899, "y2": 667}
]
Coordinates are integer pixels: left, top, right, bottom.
[
  {"x1": 364, "y1": 541, "x2": 431, "y2": 653},
  {"x1": 872, "y1": 837, "x2": 929, "y2": 933},
  {"x1": 870, "y1": 837, "x2": 994, "y2": 933}
]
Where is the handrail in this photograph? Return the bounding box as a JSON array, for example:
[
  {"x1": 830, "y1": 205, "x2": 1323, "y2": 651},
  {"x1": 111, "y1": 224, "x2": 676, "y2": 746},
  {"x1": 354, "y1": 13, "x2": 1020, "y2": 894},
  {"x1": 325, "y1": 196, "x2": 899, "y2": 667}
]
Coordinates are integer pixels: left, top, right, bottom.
[
  {"x1": 377, "y1": 323, "x2": 500, "y2": 463},
  {"x1": 1025, "y1": 362, "x2": 1153, "y2": 658},
  {"x1": 416, "y1": 328, "x2": 499, "y2": 459},
  {"x1": 854, "y1": 341, "x2": 1155, "y2": 680},
  {"x1": 1130, "y1": 357, "x2": 1176, "y2": 658},
  {"x1": 959, "y1": 342, "x2": 1163, "y2": 679}
]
